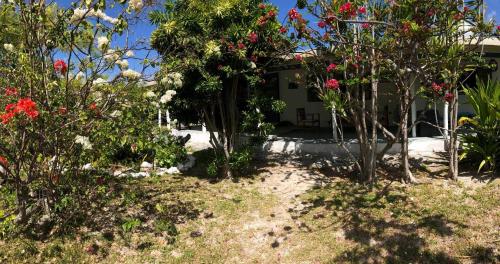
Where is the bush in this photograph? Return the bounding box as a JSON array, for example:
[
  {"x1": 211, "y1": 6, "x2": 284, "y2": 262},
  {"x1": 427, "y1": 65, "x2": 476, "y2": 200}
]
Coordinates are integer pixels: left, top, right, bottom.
[
  {"x1": 459, "y1": 80, "x2": 500, "y2": 174},
  {"x1": 153, "y1": 131, "x2": 188, "y2": 168}
]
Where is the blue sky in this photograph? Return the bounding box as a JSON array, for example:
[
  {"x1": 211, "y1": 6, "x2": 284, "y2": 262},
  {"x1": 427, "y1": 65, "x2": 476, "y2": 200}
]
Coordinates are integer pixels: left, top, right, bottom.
[{"x1": 55, "y1": 0, "x2": 499, "y2": 78}]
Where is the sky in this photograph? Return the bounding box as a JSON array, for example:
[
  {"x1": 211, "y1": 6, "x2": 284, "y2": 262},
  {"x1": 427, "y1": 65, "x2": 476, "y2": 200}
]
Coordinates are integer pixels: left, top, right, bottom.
[{"x1": 54, "y1": 0, "x2": 499, "y2": 78}]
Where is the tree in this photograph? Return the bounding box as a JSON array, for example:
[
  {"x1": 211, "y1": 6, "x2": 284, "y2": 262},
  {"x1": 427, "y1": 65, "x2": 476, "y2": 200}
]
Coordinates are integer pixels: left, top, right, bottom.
[{"x1": 150, "y1": 0, "x2": 289, "y2": 177}]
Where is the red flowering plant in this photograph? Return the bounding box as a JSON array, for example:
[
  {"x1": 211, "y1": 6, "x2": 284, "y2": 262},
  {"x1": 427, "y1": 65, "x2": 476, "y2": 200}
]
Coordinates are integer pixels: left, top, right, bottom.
[
  {"x1": 150, "y1": 0, "x2": 290, "y2": 177},
  {"x1": 289, "y1": 0, "x2": 497, "y2": 183},
  {"x1": 0, "y1": 1, "x2": 153, "y2": 232}
]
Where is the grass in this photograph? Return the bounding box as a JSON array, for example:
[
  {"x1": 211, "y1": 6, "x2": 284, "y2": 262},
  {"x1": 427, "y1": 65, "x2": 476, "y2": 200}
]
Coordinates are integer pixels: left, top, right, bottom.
[{"x1": 0, "y1": 158, "x2": 498, "y2": 263}]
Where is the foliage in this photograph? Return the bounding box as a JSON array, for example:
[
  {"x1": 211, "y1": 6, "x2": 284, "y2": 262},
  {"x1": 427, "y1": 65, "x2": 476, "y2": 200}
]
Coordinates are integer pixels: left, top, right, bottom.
[
  {"x1": 0, "y1": 0, "x2": 151, "y2": 234},
  {"x1": 153, "y1": 131, "x2": 188, "y2": 168},
  {"x1": 150, "y1": 0, "x2": 290, "y2": 177},
  {"x1": 459, "y1": 80, "x2": 500, "y2": 174}
]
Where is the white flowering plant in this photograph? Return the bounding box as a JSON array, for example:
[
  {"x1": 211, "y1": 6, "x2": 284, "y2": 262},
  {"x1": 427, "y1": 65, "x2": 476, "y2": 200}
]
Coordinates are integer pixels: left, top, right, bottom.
[{"x1": 0, "y1": 0, "x2": 152, "y2": 234}]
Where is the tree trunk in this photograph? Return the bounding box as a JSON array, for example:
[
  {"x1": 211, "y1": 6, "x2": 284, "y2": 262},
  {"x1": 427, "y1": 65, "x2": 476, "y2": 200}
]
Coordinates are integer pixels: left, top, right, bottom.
[
  {"x1": 400, "y1": 88, "x2": 416, "y2": 183},
  {"x1": 331, "y1": 108, "x2": 338, "y2": 142},
  {"x1": 448, "y1": 92, "x2": 459, "y2": 180}
]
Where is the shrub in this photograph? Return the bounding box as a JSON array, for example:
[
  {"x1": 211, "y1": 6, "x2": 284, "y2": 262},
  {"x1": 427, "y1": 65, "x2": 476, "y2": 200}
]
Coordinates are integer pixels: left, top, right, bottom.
[{"x1": 459, "y1": 80, "x2": 500, "y2": 174}]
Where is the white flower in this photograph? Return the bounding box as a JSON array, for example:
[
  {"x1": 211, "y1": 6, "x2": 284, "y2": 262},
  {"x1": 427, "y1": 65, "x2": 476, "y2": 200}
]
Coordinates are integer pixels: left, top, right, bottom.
[
  {"x1": 110, "y1": 110, "x2": 122, "y2": 118},
  {"x1": 93, "y1": 78, "x2": 107, "y2": 86},
  {"x1": 250, "y1": 62, "x2": 256, "y2": 69},
  {"x1": 97, "y1": 36, "x2": 109, "y2": 50},
  {"x1": 104, "y1": 49, "x2": 120, "y2": 62},
  {"x1": 115, "y1": 59, "x2": 129, "y2": 69},
  {"x1": 160, "y1": 90, "x2": 177, "y2": 104},
  {"x1": 161, "y1": 72, "x2": 183, "y2": 88},
  {"x1": 122, "y1": 69, "x2": 141, "y2": 79},
  {"x1": 75, "y1": 135, "x2": 92, "y2": 150},
  {"x1": 75, "y1": 72, "x2": 85, "y2": 80},
  {"x1": 129, "y1": 0, "x2": 144, "y2": 11},
  {"x1": 3, "y1": 43, "x2": 14, "y2": 52},
  {"x1": 145, "y1": 91, "x2": 156, "y2": 98},
  {"x1": 125, "y1": 50, "x2": 134, "y2": 57},
  {"x1": 70, "y1": 8, "x2": 88, "y2": 24}
]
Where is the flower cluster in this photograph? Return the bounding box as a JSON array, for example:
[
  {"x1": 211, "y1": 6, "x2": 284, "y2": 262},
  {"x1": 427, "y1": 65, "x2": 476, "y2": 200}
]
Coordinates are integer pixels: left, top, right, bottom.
[
  {"x1": 248, "y1": 32, "x2": 259, "y2": 43},
  {"x1": 430, "y1": 82, "x2": 454, "y2": 102},
  {"x1": 116, "y1": 59, "x2": 129, "y2": 69},
  {"x1": 122, "y1": 69, "x2": 141, "y2": 79},
  {"x1": 75, "y1": 135, "x2": 93, "y2": 150},
  {"x1": 160, "y1": 90, "x2": 177, "y2": 104},
  {"x1": 70, "y1": 8, "x2": 119, "y2": 24},
  {"x1": 4, "y1": 87, "x2": 18, "y2": 96},
  {"x1": 129, "y1": 0, "x2": 144, "y2": 12},
  {"x1": 288, "y1": 8, "x2": 300, "y2": 20},
  {"x1": 0, "y1": 156, "x2": 8, "y2": 167},
  {"x1": 1, "y1": 98, "x2": 39, "y2": 124},
  {"x1": 339, "y1": 2, "x2": 356, "y2": 18},
  {"x1": 54, "y1": 59, "x2": 68, "y2": 75},
  {"x1": 3, "y1": 43, "x2": 14, "y2": 52},
  {"x1": 325, "y1": 79, "x2": 340, "y2": 90},
  {"x1": 161, "y1": 72, "x2": 183, "y2": 88},
  {"x1": 327, "y1": 63, "x2": 337, "y2": 72},
  {"x1": 97, "y1": 36, "x2": 109, "y2": 50}
]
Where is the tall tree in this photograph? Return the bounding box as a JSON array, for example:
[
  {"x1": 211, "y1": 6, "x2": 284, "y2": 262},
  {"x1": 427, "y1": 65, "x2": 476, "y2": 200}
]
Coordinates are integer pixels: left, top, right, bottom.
[{"x1": 150, "y1": 0, "x2": 289, "y2": 177}]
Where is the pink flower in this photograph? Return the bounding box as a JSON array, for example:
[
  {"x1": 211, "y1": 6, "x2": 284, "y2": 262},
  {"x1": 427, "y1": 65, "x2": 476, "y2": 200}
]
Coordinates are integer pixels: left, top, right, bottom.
[
  {"x1": 248, "y1": 32, "x2": 258, "y2": 43},
  {"x1": 258, "y1": 3, "x2": 266, "y2": 9},
  {"x1": 327, "y1": 63, "x2": 337, "y2": 72},
  {"x1": 362, "y1": 23, "x2": 370, "y2": 29},
  {"x1": 358, "y1": 6, "x2": 366, "y2": 14},
  {"x1": 237, "y1": 42, "x2": 246, "y2": 49},
  {"x1": 288, "y1": 8, "x2": 300, "y2": 20},
  {"x1": 318, "y1": 21, "x2": 326, "y2": 28},
  {"x1": 54, "y1": 59, "x2": 68, "y2": 75},
  {"x1": 325, "y1": 79, "x2": 340, "y2": 90},
  {"x1": 444, "y1": 92, "x2": 454, "y2": 102},
  {"x1": 431, "y1": 82, "x2": 442, "y2": 93},
  {"x1": 295, "y1": 54, "x2": 303, "y2": 61},
  {"x1": 267, "y1": 10, "x2": 276, "y2": 18},
  {"x1": 279, "y1": 26, "x2": 288, "y2": 34}
]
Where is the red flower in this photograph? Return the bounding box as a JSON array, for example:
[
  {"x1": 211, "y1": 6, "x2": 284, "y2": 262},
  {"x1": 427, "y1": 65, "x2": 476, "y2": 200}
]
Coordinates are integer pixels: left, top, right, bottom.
[
  {"x1": 288, "y1": 8, "x2": 300, "y2": 20},
  {"x1": 250, "y1": 55, "x2": 258, "y2": 62},
  {"x1": 402, "y1": 21, "x2": 411, "y2": 34},
  {"x1": 89, "y1": 102, "x2": 97, "y2": 111},
  {"x1": 228, "y1": 43, "x2": 235, "y2": 51},
  {"x1": 327, "y1": 63, "x2": 337, "y2": 72},
  {"x1": 217, "y1": 64, "x2": 224, "y2": 70},
  {"x1": 453, "y1": 13, "x2": 464, "y2": 21},
  {"x1": 258, "y1": 16, "x2": 268, "y2": 26},
  {"x1": 358, "y1": 6, "x2": 366, "y2": 14},
  {"x1": 318, "y1": 21, "x2": 326, "y2": 28},
  {"x1": 5, "y1": 103, "x2": 16, "y2": 112},
  {"x1": 444, "y1": 92, "x2": 454, "y2": 102},
  {"x1": 463, "y1": 6, "x2": 469, "y2": 12},
  {"x1": 497, "y1": 25, "x2": 500, "y2": 31},
  {"x1": 362, "y1": 23, "x2": 370, "y2": 29},
  {"x1": 54, "y1": 59, "x2": 68, "y2": 75},
  {"x1": 295, "y1": 54, "x2": 303, "y2": 62},
  {"x1": 1, "y1": 98, "x2": 39, "y2": 124},
  {"x1": 1, "y1": 112, "x2": 15, "y2": 124},
  {"x1": 237, "y1": 42, "x2": 246, "y2": 49},
  {"x1": 248, "y1": 32, "x2": 258, "y2": 43},
  {"x1": 4, "y1": 87, "x2": 18, "y2": 96},
  {"x1": 58, "y1": 107, "x2": 68, "y2": 115},
  {"x1": 325, "y1": 79, "x2": 340, "y2": 90},
  {"x1": 339, "y1": 2, "x2": 356, "y2": 17},
  {"x1": 431, "y1": 82, "x2": 442, "y2": 93},
  {"x1": 279, "y1": 26, "x2": 288, "y2": 34},
  {"x1": 267, "y1": 10, "x2": 276, "y2": 18},
  {"x1": 258, "y1": 3, "x2": 266, "y2": 9},
  {"x1": 0, "y1": 156, "x2": 8, "y2": 167}
]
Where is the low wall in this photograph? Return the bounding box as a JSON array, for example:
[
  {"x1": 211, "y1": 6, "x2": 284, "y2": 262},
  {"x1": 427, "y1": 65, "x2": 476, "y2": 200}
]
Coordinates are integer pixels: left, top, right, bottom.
[{"x1": 172, "y1": 129, "x2": 446, "y2": 158}]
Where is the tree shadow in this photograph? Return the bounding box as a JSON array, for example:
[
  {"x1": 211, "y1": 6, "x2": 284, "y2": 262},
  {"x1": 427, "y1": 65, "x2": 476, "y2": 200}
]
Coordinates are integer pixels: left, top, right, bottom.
[{"x1": 297, "y1": 180, "x2": 465, "y2": 263}]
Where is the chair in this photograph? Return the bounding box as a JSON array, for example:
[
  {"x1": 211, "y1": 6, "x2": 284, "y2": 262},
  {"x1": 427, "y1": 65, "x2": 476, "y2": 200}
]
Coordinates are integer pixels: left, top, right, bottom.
[{"x1": 296, "y1": 108, "x2": 320, "y2": 127}]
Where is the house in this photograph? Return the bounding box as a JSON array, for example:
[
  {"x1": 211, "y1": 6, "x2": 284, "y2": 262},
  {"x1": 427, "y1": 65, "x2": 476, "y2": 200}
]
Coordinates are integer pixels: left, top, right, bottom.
[{"x1": 262, "y1": 39, "x2": 500, "y2": 139}]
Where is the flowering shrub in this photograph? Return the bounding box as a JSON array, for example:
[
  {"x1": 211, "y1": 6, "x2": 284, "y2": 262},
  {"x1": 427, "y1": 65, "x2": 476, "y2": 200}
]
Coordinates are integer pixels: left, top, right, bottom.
[
  {"x1": 150, "y1": 0, "x2": 288, "y2": 177},
  {"x1": 0, "y1": 0, "x2": 149, "y2": 234}
]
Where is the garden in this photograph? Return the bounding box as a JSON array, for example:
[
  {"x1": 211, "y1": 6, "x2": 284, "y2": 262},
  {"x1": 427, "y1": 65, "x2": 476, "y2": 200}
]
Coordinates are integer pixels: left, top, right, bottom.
[{"x1": 0, "y1": 0, "x2": 499, "y2": 263}]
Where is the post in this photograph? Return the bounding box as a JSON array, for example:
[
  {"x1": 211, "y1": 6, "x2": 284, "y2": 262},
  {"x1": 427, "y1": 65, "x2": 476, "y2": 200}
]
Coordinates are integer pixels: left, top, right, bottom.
[
  {"x1": 411, "y1": 86, "x2": 417, "y2": 138},
  {"x1": 202, "y1": 122, "x2": 207, "y2": 133},
  {"x1": 165, "y1": 110, "x2": 171, "y2": 130},
  {"x1": 158, "y1": 109, "x2": 162, "y2": 128}
]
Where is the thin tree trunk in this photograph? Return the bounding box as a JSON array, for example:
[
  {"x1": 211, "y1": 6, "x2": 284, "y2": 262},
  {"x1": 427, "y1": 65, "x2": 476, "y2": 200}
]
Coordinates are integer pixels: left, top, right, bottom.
[
  {"x1": 448, "y1": 92, "x2": 459, "y2": 180},
  {"x1": 400, "y1": 88, "x2": 416, "y2": 183}
]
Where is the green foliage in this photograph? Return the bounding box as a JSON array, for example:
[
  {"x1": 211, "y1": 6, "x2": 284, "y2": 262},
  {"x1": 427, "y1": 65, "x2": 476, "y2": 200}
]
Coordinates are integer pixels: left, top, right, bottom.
[
  {"x1": 459, "y1": 80, "x2": 500, "y2": 174},
  {"x1": 121, "y1": 218, "x2": 141, "y2": 233},
  {"x1": 153, "y1": 131, "x2": 188, "y2": 168}
]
